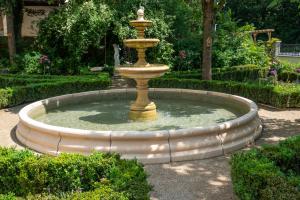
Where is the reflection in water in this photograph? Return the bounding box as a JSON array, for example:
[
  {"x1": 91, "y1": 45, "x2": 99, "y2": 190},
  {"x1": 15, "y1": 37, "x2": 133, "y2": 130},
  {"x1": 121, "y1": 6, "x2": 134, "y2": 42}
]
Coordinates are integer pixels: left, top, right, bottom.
[{"x1": 35, "y1": 99, "x2": 245, "y2": 131}]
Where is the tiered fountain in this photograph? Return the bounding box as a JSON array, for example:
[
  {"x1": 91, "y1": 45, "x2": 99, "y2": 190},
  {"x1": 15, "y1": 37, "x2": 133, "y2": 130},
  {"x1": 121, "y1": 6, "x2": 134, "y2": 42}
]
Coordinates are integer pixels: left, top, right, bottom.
[
  {"x1": 16, "y1": 7, "x2": 262, "y2": 164},
  {"x1": 117, "y1": 7, "x2": 169, "y2": 121}
]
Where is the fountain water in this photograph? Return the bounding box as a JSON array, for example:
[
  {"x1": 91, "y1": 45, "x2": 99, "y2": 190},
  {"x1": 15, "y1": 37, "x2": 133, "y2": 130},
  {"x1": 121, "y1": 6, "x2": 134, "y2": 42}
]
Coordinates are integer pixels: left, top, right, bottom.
[{"x1": 116, "y1": 7, "x2": 169, "y2": 121}]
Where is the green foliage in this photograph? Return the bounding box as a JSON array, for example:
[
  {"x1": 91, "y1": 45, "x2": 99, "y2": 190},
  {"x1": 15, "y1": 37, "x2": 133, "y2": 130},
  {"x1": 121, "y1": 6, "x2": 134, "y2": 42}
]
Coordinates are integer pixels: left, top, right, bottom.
[
  {"x1": 213, "y1": 11, "x2": 270, "y2": 68},
  {"x1": 0, "y1": 148, "x2": 150, "y2": 199},
  {"x1": 37, "y1": 1, "x2": 113, "y2": 74},
  {"x1": 165, "y1": 64, "x2": 269, "y2": 81},
  {"x1": 0, "y1": 0, "x2": 15, "y2": 13},
  {"x1": 278, "y1": 71, "x2": 300, "y2": 82},
  {"x1": 272, "y1": 61, "x2": 300, "y2": 82},
  {"x1": 231, "y1": 135, "x2": 300, "y2": 200},
  {"x1": 14, "y1": 51, "x2": 42, "y2": 74},
  {"x1": 227, "y1": 0, "x2": 300, "y2": 43},
  {"x1": 67, "y1": 186, "x2": 128, "y2": 200},
  {"x1": 0, "y1": 193, "x2": 16, "y2": 200},
  {"x1": 0, "y1": 74, "x2": 111, "y2": 108},
  {"x1": 36, "y1": 0, "x2": 180, "y2": 73},
  {"x1": 149, "y1": 78, "x2": 300, "y2": 108}
]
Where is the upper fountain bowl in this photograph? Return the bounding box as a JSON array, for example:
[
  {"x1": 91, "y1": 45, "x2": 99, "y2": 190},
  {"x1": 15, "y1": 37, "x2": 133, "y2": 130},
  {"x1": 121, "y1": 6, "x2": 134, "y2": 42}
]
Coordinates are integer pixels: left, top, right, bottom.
[
  {"x1": 130, "y1": 20, "x2": 153, "y2": 29},
  {"x1": 124, "y1": 38, "x2": 159, "y2": 49}
]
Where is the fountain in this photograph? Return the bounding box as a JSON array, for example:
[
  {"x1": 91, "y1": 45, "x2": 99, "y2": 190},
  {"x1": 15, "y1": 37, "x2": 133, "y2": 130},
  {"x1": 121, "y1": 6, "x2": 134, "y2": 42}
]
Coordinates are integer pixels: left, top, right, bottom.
[
  {"x1": 116, "y1": 7, "x2": 169, "y2": 121},
  {"x1": 16, "y1": 7, "x2": 262, "y2": 164}
]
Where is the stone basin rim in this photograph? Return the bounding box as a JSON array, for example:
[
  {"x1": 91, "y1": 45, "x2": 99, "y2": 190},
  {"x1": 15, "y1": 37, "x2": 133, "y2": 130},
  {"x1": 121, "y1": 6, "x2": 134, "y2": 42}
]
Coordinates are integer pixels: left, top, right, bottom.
[
  {"x1": 18, "y1": 88, "x2": 259, "y2": 139},
  {"x1": 17, "y1": 88, "x2": 262, "y2": 163}
]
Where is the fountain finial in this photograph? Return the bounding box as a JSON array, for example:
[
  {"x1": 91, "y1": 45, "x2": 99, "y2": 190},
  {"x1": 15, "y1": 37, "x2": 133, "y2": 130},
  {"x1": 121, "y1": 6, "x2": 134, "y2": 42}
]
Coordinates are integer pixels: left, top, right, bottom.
[{"x1": 137, "y1": 6, "x2": 145, "y2": 21}]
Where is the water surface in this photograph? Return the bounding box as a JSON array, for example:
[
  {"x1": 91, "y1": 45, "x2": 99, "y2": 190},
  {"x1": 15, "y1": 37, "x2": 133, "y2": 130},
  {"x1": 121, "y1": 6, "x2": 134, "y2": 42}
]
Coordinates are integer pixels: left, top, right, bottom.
[{"x1": 35, "y1": 99, "x2": 245, "y2": 131}]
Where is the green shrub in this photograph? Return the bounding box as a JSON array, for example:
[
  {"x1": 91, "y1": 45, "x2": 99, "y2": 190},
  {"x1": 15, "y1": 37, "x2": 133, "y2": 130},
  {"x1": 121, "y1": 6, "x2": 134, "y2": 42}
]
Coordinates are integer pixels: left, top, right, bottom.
[
  {"x1": 0, "y1": 74, "x2": 111, "y2": 109},
  {"x1": 278, "y1": 71, "x2": 300, "y2": 82},
  {"x1": 67, "y1": 186, "x2": 128, "y2": 200},
  {"x1": 231, "y1": 136, "x2": 300, "y2": 200},
  {"x1": 0, "y1": 193, "x2": 16, "y2": 200},
  {"x1": 213, "y1": 12, "x2": 270, "y2": 68},
  {"x1": 165, "y1": 65, "x2": 269, "y2": 81},
  {"x1": 22, "y1": 51, "x2": 43, "y2": 74},
  {"x1": 0, "y1": 148, "x2": 151, "y2": 199},
  {"x1": 149, "y1": 78, "x2": 300, "y2": 108}
]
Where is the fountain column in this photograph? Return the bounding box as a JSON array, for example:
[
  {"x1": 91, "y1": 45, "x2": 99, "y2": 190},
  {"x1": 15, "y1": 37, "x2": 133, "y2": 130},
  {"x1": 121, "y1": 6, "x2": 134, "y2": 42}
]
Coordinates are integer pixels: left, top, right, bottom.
[
  {"x1": 116, "y1": 7, "x2": 169, "y2": 121},
  {"x1": 129, "y1": 78, "x2": 156, "y2": 120}
]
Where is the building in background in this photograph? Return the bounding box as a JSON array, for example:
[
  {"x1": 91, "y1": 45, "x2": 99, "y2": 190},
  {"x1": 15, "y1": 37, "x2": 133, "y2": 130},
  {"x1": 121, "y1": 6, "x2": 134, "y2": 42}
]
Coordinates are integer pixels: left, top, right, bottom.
[{"x1": 0, "y1": 0, "x2": 61, "y2": 37}]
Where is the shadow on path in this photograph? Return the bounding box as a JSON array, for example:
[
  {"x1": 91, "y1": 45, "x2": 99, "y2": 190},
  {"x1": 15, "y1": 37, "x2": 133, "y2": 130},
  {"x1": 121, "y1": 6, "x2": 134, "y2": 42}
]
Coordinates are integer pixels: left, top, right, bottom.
[
  {"x1": 145, "y1": 156, "x2": 235, "y2": 200},
  {"x1": 10, "y1": 125, "x2": 26, "y2": 148}
]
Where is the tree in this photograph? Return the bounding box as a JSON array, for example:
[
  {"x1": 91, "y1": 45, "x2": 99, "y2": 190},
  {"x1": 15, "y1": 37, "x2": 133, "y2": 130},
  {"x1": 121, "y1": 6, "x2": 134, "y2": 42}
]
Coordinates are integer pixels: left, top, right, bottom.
[
  {"x1": 0, "y1": 0, "x2": 16, "y2": 65},
  {"x1": 201, "y1": 0, "x2": 225, "y2": 80},
  {"x1": 227, "y1": 0, "x2": 300, "y2": 43}
]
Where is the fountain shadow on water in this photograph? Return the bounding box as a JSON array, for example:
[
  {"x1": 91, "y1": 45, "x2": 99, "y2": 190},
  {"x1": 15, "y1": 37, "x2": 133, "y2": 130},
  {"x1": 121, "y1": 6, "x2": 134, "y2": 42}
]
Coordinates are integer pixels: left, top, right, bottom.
[{"x1": 64, "y1": 100, "x2": 218, "y2": 124}]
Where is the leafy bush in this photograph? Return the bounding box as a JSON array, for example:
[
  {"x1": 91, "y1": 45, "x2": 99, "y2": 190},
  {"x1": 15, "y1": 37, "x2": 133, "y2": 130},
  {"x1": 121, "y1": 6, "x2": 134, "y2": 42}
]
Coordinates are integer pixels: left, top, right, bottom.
[
  {"x1": 231, "y1": 136, "x2": 300, "y2": 200},
  {"x1": 0, "y1": 74, "x2": 111, "y2": 108},
  {"x1": 278, "y1": 71, "x2": 300, "y2": 82},
  {"x1": 149, "y1": 78, "x2": 300, "y2": 108},
  {"x1": 0, "y1": 193, "x2": 16, "y2": 200},
  {"x1": 272, "y1": 61, "x2": 300, "y2": 82},
  {"x1": 37, "y1": 1, "x2": 113, "y2": 74},
  {"x1": 67, "y1": 186, "x2": 128, "y2": 200},
  {"x1": 36, "y1": 0, "x2": 178, "y2": 73},
  {"x1": 213, "y1": 11, "x2": 270, "y2": 68},
  {"x1": 14, "y1": 51, "x2": 43, "y2": 74},
  {"x1": 0, "y1": 148, "x2": 151, "y2": 199}
]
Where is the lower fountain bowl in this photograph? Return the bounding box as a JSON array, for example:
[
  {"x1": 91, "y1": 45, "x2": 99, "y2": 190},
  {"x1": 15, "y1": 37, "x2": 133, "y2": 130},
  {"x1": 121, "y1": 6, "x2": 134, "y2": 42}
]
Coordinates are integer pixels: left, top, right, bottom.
[{"x1": 16, "y1": 88, "x2": 262, "y2": 164}]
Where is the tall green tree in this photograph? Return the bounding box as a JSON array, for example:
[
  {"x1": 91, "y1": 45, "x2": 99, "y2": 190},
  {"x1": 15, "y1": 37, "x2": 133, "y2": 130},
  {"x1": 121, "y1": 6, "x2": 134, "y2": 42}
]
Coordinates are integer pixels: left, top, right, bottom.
[{"x1": 0, "y1": 0, "x2": 16, "y2": 65}]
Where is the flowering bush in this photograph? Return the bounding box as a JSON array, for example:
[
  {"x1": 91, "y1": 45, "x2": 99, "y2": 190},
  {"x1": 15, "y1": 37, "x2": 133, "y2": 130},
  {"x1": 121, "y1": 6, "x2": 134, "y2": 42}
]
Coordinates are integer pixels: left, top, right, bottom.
[
  {"x1": 39, "y1": 55, "x2": 51, "y2": 74},
  {"x1": 268, "y1": 68, "x2": 278, "y2": 77},
  {"x1": 174, "y1": 50, "x2": 200, "y2": 71}
]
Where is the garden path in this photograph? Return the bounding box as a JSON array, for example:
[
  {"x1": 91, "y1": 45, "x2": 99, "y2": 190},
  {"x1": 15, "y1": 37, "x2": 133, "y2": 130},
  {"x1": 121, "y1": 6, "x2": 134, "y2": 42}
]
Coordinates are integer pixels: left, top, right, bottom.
[{"x1": 0, "y1": 85, "x2": 299, "y2": 200}]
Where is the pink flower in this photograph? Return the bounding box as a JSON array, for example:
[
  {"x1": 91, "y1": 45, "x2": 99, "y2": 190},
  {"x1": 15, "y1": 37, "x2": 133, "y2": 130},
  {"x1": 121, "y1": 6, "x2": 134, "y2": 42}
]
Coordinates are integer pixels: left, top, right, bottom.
[
  {"x1": 179, "y1": 50, "x2": 187, "y2": 59},
  {"x1": 39, "y1": 55, "x2": 50, "y2": 65}
]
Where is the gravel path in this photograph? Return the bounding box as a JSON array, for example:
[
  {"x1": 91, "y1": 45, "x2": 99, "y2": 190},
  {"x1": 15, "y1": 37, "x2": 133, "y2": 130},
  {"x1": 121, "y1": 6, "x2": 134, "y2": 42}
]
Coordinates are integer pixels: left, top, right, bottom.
[{"x1": 0, "y1": 104, "x2": 299, "y2": 200}]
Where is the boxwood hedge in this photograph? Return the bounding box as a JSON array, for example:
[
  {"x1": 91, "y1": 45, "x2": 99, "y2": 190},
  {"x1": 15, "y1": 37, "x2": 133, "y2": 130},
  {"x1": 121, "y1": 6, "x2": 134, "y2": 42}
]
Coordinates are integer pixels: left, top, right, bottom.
[
  {"x1": 0, "y1": 148, "x2": 151, "y2": 200},
  {"x1": 231, "y1": 135, "x2": 300, "y2": 200},
  {"x1": 164, "y1": 65, "x2": 269, "y2": 81},
  {"x1": 0, "y1": 74, "x2": 111, "y2": 109},
  {"x1": 278, "y1": 70, "x2": 300, "y2": 83},
  {"x1": 149, "y1": 78, "x2": 300, "y2": 108}
]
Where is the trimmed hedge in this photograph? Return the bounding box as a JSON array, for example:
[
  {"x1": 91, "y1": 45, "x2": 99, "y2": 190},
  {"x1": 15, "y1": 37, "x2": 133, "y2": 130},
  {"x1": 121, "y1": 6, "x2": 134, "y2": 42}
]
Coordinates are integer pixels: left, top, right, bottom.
[
  {"x1": 0, "y1": 148, "x2": 151, "y2": 199},
  {"x1": 165, "y1": 65, "x2": 269, "y2": 81},
  {"x1": 231, "y1": 136, "x2": 300, "y2": 200},
  {"x1": 0, "y1": 74, "x2": 111, "y2": 109},
  {"x1": 149, "y1": 78, "x2": 300, "y2": 108},
  {"x1": 278, "y1": 70, "x2": 300, "y2": 83}
]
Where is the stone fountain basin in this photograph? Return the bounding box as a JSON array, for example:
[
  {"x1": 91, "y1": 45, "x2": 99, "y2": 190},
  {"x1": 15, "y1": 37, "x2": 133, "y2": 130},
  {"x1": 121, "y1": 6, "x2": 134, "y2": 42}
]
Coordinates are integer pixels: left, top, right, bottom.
[
  {"x1": 117, "y1": 64, "x2": 169, "y2": 79},
  {"x1": 124, "y1": 39, "x2": 159, "y2": 48},
  {"x1": 129, "y1": 20, "x2": 153, "y2": 28},
  {"x1": 16, "y1": 89, "x2": 262, "y2": 164}
]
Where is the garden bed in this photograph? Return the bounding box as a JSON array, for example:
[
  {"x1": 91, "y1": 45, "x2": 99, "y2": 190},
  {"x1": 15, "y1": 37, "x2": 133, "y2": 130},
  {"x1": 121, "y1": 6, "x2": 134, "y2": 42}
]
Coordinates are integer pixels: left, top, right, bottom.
[
  {"x1": 230, "y1": 135, "x2": 300, "y2": 200},
  {"x1": 0, "y1": 74, "x2": 111, "y2": 109},
  {"x1": 164, "y1": 65, "x2": 269, "y2": 82},
  {"x1": 0, "y1": 148, "x2": 151, "y2": 200},
  {"x1": 149, "y1": 78, "x2": 300, "y2": 108}
]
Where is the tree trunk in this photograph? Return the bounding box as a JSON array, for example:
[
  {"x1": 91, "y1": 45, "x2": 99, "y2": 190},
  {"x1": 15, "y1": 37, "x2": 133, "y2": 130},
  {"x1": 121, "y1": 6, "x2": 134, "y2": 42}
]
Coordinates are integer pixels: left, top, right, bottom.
[
  {"x1": 6, "y1": 13, "x2": 16, "y2": 65},
  {"x1": 201, "y1": 0, "x2": 214, "y2": 80}
]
